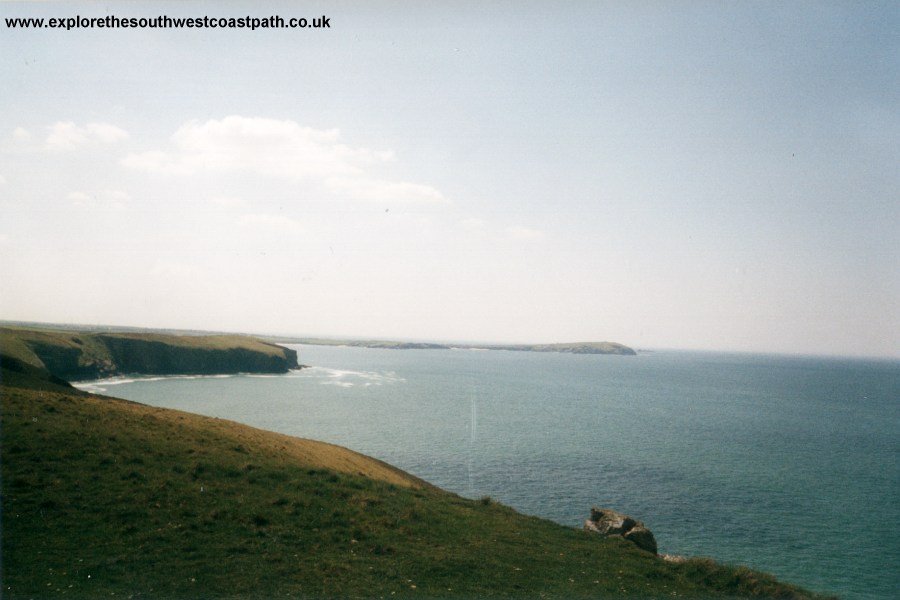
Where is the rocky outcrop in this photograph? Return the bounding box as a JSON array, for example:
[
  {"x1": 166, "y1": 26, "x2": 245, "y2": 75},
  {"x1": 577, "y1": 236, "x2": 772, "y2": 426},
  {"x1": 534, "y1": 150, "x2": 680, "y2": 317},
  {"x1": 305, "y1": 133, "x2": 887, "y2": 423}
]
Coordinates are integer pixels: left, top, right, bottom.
[{"x1": 584, "y1": 507, "x2": 658, "y2": 554}]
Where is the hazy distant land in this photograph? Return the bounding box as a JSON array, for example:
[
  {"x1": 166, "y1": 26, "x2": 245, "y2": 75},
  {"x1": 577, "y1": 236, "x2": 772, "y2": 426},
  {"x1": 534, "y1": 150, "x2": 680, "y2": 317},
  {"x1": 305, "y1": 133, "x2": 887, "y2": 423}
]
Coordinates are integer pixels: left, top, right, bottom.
[
  {"x1": 269, "y1": 337, "x2": 638, "y2": 356},
  {"x1": 0, "y1": 320, "x2": 637, "y2": 357}
]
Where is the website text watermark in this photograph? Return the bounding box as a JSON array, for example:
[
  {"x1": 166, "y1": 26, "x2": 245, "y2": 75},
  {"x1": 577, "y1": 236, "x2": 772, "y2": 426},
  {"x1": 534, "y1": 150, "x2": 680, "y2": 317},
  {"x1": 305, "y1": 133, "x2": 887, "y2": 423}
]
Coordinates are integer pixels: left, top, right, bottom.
[{"x1": 5, "y1": 15, "x2": 331, "y2": 31}]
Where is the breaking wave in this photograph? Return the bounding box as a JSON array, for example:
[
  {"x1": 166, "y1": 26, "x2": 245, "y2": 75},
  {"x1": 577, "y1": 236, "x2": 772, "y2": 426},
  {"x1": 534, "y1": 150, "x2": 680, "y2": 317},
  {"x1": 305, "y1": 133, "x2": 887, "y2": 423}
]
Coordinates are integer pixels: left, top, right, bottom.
[
  {"x1": 72, "y1": 373, "x2": 234, "y2": 394},
  {"x1": 294, "y1": 366, "x2": 406, "y2": 388}
]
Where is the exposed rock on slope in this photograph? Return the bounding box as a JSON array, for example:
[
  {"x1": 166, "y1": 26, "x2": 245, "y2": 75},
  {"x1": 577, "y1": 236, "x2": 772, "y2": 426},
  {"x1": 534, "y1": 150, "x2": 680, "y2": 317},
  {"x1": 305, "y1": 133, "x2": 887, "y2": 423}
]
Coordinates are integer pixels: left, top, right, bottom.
[{"x1": 585, "y1": 506, "x2": 658, "y2": 554}]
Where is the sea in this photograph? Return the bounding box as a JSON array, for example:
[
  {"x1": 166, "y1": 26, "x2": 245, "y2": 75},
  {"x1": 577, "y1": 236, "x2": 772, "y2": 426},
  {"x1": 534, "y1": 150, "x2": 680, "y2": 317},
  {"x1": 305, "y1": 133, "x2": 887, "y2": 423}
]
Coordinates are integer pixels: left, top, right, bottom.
[{"x1": 74, "y1": 345, "x2": 900, "y2": 600}]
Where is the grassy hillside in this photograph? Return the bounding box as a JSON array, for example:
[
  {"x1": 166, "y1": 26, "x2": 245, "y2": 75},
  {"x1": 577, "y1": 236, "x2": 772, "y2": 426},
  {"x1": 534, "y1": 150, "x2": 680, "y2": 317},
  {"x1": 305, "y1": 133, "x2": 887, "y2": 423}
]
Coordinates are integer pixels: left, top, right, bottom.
[
  {"x1": 0, "y1": 368, "x2": 833, "y2": 599},
  {"x1": 0, "y1": 326, "x2": 298, "y2": 380}
]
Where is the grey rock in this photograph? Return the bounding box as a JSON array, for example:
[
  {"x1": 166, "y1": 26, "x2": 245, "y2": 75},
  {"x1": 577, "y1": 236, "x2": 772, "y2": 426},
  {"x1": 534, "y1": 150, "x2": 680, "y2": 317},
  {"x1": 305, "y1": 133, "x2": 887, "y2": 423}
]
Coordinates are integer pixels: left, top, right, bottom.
[{"x1": 584, "y1": 507, "x2": 658, "y2": 554}]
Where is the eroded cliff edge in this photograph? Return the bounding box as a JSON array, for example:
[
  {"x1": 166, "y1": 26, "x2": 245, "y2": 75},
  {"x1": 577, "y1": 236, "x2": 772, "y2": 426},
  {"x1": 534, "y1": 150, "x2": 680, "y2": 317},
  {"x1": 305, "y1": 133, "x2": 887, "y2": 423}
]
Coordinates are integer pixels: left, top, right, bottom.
[{"x1": 0, "y1": 327, "x2": 299, "y2": 381}]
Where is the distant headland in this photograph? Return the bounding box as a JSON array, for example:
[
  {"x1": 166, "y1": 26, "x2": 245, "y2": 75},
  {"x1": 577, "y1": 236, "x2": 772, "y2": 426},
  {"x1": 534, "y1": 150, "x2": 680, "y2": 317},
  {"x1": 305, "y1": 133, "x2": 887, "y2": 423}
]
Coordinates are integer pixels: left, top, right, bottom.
[
  {"x1": 0, "y1": 321, "x2": 636, "y2": 361},
  {"x1": 269, "y1": 337, "x2": 638, "y2": 356}
]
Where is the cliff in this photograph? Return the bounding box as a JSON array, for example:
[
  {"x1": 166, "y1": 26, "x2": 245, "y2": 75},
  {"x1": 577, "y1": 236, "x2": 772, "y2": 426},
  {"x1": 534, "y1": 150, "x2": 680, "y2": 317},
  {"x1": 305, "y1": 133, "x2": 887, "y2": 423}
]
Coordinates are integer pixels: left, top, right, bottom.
[{"x1": 0, "y1": 327, "x2": 299, "y2": 381}]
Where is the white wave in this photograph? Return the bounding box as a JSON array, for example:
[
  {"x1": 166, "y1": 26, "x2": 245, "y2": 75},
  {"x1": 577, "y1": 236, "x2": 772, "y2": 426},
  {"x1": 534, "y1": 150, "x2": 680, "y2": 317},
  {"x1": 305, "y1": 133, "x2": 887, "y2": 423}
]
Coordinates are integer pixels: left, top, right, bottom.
[
  {"x1": 72, "y1": 373, "x2": 237, "y2": 392},
  {"x1": 73, "y1": 383, "x2": 107, "y2": 393},
  {"x1": 71, "y1": 367, "x2": 405, "y2": 392},
  {"x1": 298, "y1": 366, "x2": 406, "y2": 388},
  {"x1": 321, "y1": 380, "x2": 356, "y2": 388}
]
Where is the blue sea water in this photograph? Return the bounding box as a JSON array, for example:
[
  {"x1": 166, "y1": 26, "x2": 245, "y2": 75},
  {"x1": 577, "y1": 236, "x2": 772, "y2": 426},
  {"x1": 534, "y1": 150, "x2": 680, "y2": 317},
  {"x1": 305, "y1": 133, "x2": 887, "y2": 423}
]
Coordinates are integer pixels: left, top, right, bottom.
[{"x1": 76, "y1": 346, "x2": 900, "y2": 599}]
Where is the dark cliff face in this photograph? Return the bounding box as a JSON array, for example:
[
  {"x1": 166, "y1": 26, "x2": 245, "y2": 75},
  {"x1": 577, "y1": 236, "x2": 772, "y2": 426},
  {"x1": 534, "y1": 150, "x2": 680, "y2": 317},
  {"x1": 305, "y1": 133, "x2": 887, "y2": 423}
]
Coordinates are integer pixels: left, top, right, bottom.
[
  {"x1": 277, "y1": 344, "x2": 300, "y2": 370},
  {"x1": 96, "y1": 336, "x2": 298, "y2": 377},
  {"x1": 0, "y1": 355, "x2": 77, "y2": 392},
  {"x1": 27, "y1": 342, "x2": 101, "y2": 380}
]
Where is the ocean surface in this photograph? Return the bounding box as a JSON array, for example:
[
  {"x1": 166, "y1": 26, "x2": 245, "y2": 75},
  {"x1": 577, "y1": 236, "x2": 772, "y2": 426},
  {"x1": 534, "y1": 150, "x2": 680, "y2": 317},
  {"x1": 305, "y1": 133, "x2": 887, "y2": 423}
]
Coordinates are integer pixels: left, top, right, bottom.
[{"x1": 75, "y1": 346, "x2": 900, "y2": 600}]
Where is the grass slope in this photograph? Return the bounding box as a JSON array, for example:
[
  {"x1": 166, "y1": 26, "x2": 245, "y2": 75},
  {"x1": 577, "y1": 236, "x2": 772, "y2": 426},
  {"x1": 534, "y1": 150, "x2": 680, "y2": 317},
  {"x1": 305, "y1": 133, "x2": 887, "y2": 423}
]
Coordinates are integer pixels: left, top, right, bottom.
[{"x1": 1, "y1": 373, "x2": 833, "y2": 599}]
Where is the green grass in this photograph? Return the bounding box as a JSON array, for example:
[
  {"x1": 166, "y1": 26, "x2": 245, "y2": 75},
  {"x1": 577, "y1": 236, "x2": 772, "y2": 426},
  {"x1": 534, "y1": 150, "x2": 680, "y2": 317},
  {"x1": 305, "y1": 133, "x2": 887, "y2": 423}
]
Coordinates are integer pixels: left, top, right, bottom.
[{"x1": 1, "y1": 372, "x2": 834, "y2": 599}]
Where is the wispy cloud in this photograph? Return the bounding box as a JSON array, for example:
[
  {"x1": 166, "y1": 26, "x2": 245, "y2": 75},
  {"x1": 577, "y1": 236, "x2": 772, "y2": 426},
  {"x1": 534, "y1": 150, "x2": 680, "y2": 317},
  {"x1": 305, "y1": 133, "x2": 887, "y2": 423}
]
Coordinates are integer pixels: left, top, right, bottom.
[
  {"x1": 46, "y1": 121, "x2": 129, "y2": 150},
  {"x1": 150, "y1": 260, "x2": 203, "y2": 281},
  {"x1": 12, "y1": 127, "x2": 32, "y2": 142},
  {"x1": 325, "y1": 177, "x2": 446, "y2": 204},
  {"x1": 505, "y1": 225, "x2": 546, "y2": 240},
  {"x1": 460, "y1": 217, "x2": 487, "y2": 229},
  {"x1": 67, "y1": 189, "x2": 130, "y2": 210},
  {"x1": 122, "y1": 117, "x2": 371, "y2": 177},
  {"x1": 209, "y1": 195, "x2": 245, "y2": 207},
  {"x1": 460, "y1": 218, "x2": 545, "y2": 240},
  {"x1": 122, "y1": 116, "x2": 445, "y2": 204},
  {"x1": 238, "y1": 212, "x2": 305, "y2": 234}
]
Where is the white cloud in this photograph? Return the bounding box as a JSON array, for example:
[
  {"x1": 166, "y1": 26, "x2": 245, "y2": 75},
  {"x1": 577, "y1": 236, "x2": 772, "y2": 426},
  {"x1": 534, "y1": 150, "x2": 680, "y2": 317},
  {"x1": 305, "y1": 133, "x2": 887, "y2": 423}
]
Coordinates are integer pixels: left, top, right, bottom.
[
  {"x1": 0, "y1": 174, "x2": 7, "y2": 185},
  {"x1": 120, "y1": 150, "x2": 171, "y2": 172},
  {"x1": 67, "y1": 189, "x2": 130, "y2": 210},
  {"x1": 123, "y1": 116, "x2": 379, "y2": 178},
  {"x1": 46, "y1": 121, "x2": 129, "y2": 150},
  {"x1": 506, "y1": 225, "x2": 546, "y2": 240},
  {"x1": 67, "y1": 191, "x2": 91, "y2": 203},
  {"x1": 460, "y1": 218, "x2": 545, "y2": 241},
  {"x1": 12, "y1": 127, "x2": 32, "y2": 142},
  {"x1": 106, "y1": 189, "x2": 130, "y2": 201},
  {"x1": 461, "y1": 217, "x2": 487, "y2": 229},
  {"x1": 86, "y1": 123, "x2": 129, "y2": 144},
  {"x1": 0, "y1": 233, "x2": 10, "y2": 245},
  {"x1": 325, "y1": 177, "x2": 446, "y2": 205},
  {"x1": 238, "y1": 213, "x2": 305, "y2": 234},
  {"x1": 122, "y1": 115, "x2": 445, "y2": 204},
  {"x1": 150, "y1": 260, "x2": 203, "y2": 280},
  {"x1": 5, "y1": 128, "x2": 37, "y2": 152},
  {"x1": 210, "y1": 195, "x2": 245, "y2": 207}
]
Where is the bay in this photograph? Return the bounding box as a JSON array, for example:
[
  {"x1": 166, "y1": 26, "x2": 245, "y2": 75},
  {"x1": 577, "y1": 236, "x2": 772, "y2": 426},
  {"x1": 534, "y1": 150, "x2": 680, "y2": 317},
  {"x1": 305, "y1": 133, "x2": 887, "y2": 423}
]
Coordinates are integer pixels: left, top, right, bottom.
[{"x1": 76, "y1": 346, "x2": 900, "y2": 600}]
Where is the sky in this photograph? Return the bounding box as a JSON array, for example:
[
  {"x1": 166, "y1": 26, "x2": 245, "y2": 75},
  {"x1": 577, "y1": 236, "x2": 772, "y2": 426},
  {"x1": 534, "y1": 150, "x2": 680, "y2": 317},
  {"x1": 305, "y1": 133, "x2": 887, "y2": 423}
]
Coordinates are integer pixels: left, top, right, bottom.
[{"x1": 1, "y1": 1, "x2": 898, "y2": 358}]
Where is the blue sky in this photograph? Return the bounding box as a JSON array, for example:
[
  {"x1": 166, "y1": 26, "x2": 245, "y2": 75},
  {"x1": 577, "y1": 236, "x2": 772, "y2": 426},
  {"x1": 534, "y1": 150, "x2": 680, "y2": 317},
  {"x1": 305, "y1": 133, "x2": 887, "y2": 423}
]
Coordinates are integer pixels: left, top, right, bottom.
[{"x1": 1, "y1": 1, "x2": 898, "y2": 357}]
